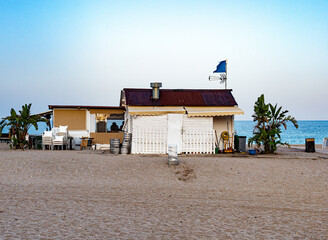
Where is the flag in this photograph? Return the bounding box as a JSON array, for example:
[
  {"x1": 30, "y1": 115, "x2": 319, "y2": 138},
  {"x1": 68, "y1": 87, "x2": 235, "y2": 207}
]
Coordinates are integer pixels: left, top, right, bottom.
[{"x1": 213, "y1": 60, "x2": 226, "y2": 73}]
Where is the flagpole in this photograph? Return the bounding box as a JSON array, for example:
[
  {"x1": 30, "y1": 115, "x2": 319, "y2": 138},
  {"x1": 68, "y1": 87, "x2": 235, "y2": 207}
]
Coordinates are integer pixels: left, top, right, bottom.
[{"x1": 225, "y1": 59, "x2": 227, "y2": 89}]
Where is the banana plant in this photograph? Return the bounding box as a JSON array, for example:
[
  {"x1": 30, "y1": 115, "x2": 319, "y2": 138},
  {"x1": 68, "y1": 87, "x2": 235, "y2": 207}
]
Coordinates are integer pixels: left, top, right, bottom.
[
  {"x1": 0, "y1": 104, "x2": 48, "y2": 150},
  {"x1": 248, "y1": 94, "x2": 298, "y2": 153}
]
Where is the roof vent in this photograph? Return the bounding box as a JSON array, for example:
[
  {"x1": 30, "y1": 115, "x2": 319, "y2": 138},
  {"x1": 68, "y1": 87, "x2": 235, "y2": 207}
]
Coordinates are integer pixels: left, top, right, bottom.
[{"x1": 150, "y1": 82, "x2": 162, "y2": 100}]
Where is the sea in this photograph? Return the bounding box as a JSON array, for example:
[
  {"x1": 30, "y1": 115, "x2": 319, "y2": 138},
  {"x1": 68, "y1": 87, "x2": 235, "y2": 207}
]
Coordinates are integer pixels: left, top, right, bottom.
[
  {"x1": 235, "y1": 120, "x2": 328, "y2": 145},
  {"x1": 2, "y1": 120, "x2": 328, "y2": 145}
]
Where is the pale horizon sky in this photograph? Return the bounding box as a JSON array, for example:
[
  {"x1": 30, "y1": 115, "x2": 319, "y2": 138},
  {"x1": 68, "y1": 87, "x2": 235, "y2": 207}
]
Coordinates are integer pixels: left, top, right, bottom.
[{"x1": 1, "y1": 0, "x2": 327, "y2": 120}]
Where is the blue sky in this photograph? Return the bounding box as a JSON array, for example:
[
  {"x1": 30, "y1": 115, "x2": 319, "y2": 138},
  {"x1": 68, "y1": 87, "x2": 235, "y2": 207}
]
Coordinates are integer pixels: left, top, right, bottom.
[{"x1": 1, "y1": 0, "x2": 327, "y2": 120}]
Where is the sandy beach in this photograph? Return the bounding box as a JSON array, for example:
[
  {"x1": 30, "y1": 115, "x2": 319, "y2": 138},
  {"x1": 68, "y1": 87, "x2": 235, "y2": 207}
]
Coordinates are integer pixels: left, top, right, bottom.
[{"x1": 0, "y1": 143, "x2": 327, "y2": 239}]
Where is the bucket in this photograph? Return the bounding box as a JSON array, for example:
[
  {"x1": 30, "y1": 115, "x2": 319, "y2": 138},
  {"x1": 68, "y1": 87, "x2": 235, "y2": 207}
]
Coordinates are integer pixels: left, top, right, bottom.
[
  {"x1": 248, "y1": 149, "x2": 256, "y2": 155},
  {"x1": 168, "y1": 144, "x2": 179, "y2": 165}
]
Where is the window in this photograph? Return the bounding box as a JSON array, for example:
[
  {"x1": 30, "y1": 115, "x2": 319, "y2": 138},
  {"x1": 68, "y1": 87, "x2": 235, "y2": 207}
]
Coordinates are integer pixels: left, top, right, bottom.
[{"x1": 96, "y1": 113, "x2": 124, "y2": 133}]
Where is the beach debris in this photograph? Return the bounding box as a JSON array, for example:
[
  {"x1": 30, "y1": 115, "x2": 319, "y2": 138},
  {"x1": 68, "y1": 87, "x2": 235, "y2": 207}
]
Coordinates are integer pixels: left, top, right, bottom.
[{"x1": 175, "y1": 164, "x2": 196, "y2": 181}]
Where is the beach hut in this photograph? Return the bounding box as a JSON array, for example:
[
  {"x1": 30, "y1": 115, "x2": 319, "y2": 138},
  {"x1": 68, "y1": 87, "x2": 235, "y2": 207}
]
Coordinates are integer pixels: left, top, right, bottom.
[
  {"x1": 120, "y1": 83, "x2": 244, "y2": 154},
  {"x1": 48, "y1": 105, "x2": 125, "y2": 144}
]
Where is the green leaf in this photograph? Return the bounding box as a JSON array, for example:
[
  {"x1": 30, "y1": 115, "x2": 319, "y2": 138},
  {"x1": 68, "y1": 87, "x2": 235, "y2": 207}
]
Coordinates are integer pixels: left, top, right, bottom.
[{"x1": 250, "y1": 94, "x2": 298, "y2": 154}]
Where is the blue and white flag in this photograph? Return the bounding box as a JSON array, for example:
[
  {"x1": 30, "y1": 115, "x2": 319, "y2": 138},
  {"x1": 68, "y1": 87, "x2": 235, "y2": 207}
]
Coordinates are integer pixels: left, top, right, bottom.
[
  {"x1": 213, "y1": 60, "x2": 226, "y2": 73},
  {"x1": 209, "y1": 60, "x2": 227, "y2": 88}
]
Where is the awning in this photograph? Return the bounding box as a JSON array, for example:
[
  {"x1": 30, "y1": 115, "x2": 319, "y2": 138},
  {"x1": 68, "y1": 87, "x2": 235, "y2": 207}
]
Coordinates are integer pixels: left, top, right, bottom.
[
  {"x1": 128, "y1": 106, "x2": 185, "y2": 116},
  {"x1": 32, "y1": 110, "x2": 53, "y2": 117},
  {"x1": 185, "y1": 106, "x2": 244, "y2": 117}
]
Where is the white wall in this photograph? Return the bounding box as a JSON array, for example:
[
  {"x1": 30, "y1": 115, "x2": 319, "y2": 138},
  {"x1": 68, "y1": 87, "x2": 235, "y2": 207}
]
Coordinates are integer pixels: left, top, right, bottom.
[
  {"x1": 132, "y1": 115, "x2": 168, "y2": 131},
  {"x1": 130, "y1": 115, "x2": 216, "y2": 133},
  {"x1": 213, "y1": 116, "x2": 234, "y2": 150},
  {"x1": 90, "y1": 114, "x2": 96, "y2": 133},
  {"x1": 182, "y1": 115, "x2": 213, "y2": 131},
  {"x1": 86, "y1": 110, "x2": 90, "y2": 132}
]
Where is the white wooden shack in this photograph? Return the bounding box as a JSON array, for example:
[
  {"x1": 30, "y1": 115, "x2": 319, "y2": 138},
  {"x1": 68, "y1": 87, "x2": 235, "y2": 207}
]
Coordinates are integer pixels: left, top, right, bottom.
[{"x1": 120, "y1": 83, "x2": 244, "y2": 154}]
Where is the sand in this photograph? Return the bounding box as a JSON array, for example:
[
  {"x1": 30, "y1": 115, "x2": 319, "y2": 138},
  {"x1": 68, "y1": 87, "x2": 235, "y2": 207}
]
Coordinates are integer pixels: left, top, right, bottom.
[{"x1": 0, "y1": 143, "x2": 327, "y2": 239}]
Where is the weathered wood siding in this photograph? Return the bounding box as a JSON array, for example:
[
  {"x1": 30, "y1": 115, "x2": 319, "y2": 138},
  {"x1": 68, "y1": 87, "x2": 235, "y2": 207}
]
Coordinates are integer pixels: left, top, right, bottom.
[{"x1": 90, "y1": 132, "x2": 124, "y2": 144}]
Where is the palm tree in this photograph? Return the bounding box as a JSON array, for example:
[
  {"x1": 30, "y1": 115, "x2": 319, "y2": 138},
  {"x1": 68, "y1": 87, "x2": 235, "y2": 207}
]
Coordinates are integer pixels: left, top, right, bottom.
[{"x1": 0, "y1": 104, "x2": 48, "y2": 149}]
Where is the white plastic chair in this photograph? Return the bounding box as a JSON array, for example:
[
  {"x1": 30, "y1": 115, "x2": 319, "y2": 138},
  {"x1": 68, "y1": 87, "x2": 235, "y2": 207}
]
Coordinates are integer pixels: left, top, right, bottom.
[
  {"x1": 42, "y1": 131, "x2": 53, "y2": 150},
  {"x1": 59, "y1": 125, "x2": 68, "y2": 132},
  {"x1": 57, "y1": 131, "x2": 67, "y2": 146},
  {"x1": 53, "y1": 136, "x2": 64, "y2": 150},
  {"x1": 51, "y1": 126, "x2": 68, "y2": 150},
  {"x1": 58, "y1": 125, "x2": 68, "y2": 149},
  {"x1": 52, "y1": 127, "x2": 59, "y2": 138}
]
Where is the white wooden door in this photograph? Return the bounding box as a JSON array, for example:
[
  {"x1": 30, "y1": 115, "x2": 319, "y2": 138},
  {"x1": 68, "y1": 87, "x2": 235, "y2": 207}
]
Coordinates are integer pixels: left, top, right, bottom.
[{"x1": 167, "y1": 114, "x2": 183, "y2": 154}]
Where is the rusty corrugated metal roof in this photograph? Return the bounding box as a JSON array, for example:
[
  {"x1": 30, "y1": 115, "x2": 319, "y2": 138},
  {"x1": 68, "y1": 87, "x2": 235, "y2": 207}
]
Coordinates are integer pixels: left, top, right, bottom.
[{"x1": 124, "y1": 89, "x2": 238, "y2": 106}]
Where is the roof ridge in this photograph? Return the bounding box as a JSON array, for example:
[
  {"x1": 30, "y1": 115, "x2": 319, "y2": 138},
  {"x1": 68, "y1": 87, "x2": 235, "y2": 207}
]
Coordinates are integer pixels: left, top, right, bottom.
[{"x1": 123, "y1": 88, "x2": 232, "y2": 91}]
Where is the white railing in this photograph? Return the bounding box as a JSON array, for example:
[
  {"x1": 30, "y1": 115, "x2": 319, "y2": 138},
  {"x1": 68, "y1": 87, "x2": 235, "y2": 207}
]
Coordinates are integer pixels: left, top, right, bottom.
[
  {"x1": 132, "y1": 128, "x2": 215, "y2": 154},
  {"x1": 182, "y1": 129, "x2": 216, "y2": 154},
  {"x1": 132, "y1": 128, "x2": 167, "y2": 154}
]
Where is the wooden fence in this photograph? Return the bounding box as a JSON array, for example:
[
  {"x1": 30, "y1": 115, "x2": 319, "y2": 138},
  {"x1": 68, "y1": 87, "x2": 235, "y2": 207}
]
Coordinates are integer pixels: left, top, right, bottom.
[
  {"x1": 131, "y1": 128, "x2": 167, "y2": 154},
  {"x1": 182, "y1": 129, "x2": 215, "y2": 154},
  {"x1": 131, "y1": 128, "x2": 215, "y2": 154},
  {"x1": 90, "y1": 132, "x2": 124, "y2": 144}
]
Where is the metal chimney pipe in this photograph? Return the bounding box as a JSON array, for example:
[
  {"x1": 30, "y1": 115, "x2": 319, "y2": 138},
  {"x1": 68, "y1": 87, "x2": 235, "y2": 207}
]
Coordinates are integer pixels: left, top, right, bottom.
[{"x1": 150, "y1": 82, "x2": 162, "y2": 100}]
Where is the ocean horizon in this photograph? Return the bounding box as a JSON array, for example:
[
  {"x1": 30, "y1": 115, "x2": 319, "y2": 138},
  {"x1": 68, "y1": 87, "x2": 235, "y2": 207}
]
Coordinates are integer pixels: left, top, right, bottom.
[
  {"x1": 2, "y1": 120, "x2": 327, "y2": 145},
  {"x1": 235, "y1": 120, "x2": 328, "y2": 145}
]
